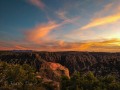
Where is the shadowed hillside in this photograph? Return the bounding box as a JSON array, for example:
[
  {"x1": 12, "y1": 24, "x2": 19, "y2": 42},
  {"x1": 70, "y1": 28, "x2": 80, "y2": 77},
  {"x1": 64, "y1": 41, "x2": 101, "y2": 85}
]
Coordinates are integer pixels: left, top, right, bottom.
[{"x1": 0, "y1": 51, "x2": 120, "y2": 81}]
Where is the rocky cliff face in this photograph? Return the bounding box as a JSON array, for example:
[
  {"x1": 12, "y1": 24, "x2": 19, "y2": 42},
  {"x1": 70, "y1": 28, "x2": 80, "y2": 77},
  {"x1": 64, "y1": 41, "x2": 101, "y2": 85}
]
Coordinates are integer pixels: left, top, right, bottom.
[
  {"x1": 39, "y1": 62, "x2": 70, "y2": 81},
  {"x1": 38, "y1": 52, "x2": 120, "y2": 77}
]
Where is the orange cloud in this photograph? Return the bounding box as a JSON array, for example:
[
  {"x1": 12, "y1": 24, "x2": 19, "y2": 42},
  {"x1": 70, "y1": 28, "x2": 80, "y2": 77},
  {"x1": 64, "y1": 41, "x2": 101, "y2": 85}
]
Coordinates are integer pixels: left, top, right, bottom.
[
  {"x1": 34, "y1": 39, "x2": 120, "y2": 52},
  {"x1": 0, "y1": 41, "x2": 29, "y2": 50},
  {"x1": 0, "y1": 46, "x2": 12, "y2": 50},
  {"x1": 26, "y1": 16, "x2": 79, "y2": 44},
  {"x1": 81, "y1": 12, "x2": 120, "y2": 30},
  {"x1": 26, "y1": 21, "x2": 60, "y2": 43},
  {"x1": 28, "y1": 0, "x2": 45, "y2": 10},
  {"x1": 15, "y1": 45, "x2": 28, "y2": 50},
  {"x1": 46, "y1": 39, "x2": 120, "y2": 52},
  {"x1": 0, "y1": 39, "x2": 120, "y2": 52}
]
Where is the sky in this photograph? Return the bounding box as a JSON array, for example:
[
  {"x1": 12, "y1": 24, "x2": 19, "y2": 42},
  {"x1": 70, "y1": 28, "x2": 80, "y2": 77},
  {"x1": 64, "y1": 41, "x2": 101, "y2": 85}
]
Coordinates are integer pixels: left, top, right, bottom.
[{"x1": 0, "y1": 0, "x2": 120, "y2": 52}]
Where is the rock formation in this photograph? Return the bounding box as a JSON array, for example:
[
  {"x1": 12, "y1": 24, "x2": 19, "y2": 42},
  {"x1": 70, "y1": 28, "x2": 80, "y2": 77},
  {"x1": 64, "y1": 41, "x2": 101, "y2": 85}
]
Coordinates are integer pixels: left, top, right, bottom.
[{"x1": 39, "y1": 62, "x2": 70, "y2": 81}]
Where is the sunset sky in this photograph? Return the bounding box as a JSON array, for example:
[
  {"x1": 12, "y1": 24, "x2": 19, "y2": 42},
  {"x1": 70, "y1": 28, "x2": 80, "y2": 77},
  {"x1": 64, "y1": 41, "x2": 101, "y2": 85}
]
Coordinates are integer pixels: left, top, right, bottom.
[{"x1": 0, "y1": 0, "x2": 120, "y2": 52}]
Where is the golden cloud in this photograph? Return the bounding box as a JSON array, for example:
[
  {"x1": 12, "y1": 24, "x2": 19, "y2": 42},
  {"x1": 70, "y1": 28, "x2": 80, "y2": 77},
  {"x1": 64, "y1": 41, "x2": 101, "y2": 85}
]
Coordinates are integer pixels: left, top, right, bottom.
[
  {"x1": 78, "y1": 39, "x2": 120, "y2": 50},
  {"x1": 26, "y1": 15, "x2": 79, "y2": 44},
  {"x1": 32, "y1": 39, "x2": 120, "y2": 51},
  {"x1": 44, "y1": 39, "x2": 120, "y2": 52},
  {"x1": 0, "y1": 39, "x2": 120, "y2": 52},
  {"x1": 26, "y1": 21, "x2": 60, "y2": 43},
  {"x1": 81, "y1": 12, "x2": 120, "y2": 30}
]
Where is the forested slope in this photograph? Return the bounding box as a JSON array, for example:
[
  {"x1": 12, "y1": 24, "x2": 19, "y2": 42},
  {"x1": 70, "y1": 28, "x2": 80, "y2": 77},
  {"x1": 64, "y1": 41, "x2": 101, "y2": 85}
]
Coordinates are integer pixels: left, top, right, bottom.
[{"x1": 0, "y1": 51, "x2": 120, "y2": 80}]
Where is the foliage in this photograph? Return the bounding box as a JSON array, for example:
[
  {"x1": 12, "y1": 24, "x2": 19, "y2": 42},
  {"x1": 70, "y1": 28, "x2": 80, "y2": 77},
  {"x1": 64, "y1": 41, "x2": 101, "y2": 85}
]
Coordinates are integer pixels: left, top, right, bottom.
[
  {"x1": 0, "y1": 61, "x2": 44, "y2": 90},
  {"x1": 60, "y1": 71, "x2": 120, "y2": 90},
  {"x1": 0, "y1": 61, "x2": 120, "y2": 90}
]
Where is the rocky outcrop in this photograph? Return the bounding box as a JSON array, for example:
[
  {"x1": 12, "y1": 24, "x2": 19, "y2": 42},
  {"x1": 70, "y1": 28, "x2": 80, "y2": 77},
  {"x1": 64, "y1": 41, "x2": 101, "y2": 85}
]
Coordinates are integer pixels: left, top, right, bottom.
[{"x1": 39, "y1": 62, "x2": 70, "y2": 81}]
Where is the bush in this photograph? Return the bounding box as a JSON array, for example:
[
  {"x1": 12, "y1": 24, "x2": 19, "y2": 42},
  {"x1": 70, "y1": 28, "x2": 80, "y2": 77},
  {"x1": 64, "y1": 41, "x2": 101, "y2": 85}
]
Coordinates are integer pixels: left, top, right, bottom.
[
  {"x1": 60, "y1": 71, "x2": 120, "y2": 90},
  {"x1": 0, "y1": 62, "x2": 42, "y2": 90}
]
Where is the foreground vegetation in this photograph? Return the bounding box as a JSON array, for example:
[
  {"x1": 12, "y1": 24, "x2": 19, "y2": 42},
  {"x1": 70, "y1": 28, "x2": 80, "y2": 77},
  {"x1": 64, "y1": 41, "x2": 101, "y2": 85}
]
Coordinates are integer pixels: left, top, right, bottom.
[
  {"x1": 0, "y1": 61, "x2": 120, "y2": 90},
  {"x1": 61, "y1": 72, "x2": 120, "y2": 90},
  {"x1": 0, "y1": 61, "x2": 55, "y2": 90}
]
